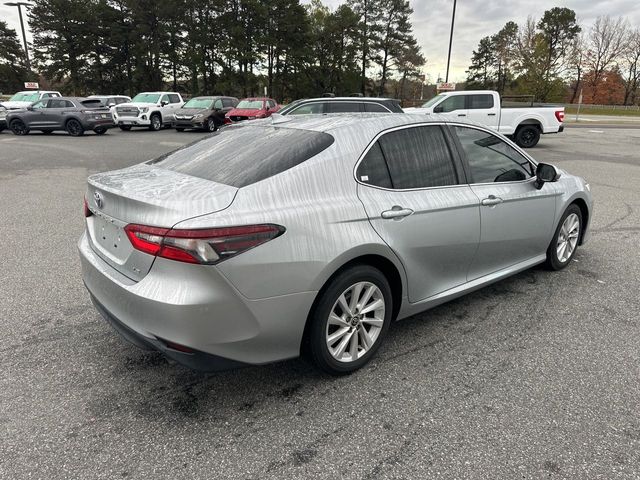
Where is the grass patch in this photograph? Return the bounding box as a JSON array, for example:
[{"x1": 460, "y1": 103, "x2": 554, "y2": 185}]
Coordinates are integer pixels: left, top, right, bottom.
[{"x1": 564, "y1": 106, "x2": 640, "y2": 117}]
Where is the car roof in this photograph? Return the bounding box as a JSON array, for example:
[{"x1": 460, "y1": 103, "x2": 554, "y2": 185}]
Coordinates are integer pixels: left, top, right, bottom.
[
  {"x1": 267, "y1": 113, "x2": 451, "y2": 133},
  {"x1": 298, "y1": 97, "x2": 398, "y2": 102},
  {"x1": 88, "y1": 95, "x2": 130, "y2": 98}
]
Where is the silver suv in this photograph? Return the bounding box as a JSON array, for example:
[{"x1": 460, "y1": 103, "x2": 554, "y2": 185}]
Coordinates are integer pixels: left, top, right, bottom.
[{"x1": 79, "y1": 114, "x2": 592, "y2": 374}]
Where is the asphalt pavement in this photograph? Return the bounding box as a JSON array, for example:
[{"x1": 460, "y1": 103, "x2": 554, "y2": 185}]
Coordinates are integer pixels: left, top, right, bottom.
[{"x1": 1, "y1": 126, "x2": 639, "y2": 479}]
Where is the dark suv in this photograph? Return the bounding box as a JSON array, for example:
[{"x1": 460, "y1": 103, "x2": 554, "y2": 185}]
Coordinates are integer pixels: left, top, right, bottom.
[
  {"x1": 173, "y1": 96, "x2": 238, "y2": 132},
  {"x1": 279, "y1": 97, "x2": 403, "y2": 115},
  {"x1": 6, "y1": 97, "x2": 114, "y2": 136}
]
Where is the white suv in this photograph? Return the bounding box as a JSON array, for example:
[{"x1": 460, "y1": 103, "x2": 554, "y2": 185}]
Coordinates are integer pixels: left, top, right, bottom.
[{"x1": 113, "y1": 92, "x2": 183, "y2": 131}]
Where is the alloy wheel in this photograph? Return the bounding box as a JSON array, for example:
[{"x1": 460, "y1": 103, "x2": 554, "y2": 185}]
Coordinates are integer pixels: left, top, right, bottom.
[
  {"x1": 326, "y1": 281, "x2": 385, "y2": 363},
  {"x1": 66, "y1": 119, "x2": 82, "y2": 136},
  {"x1": 207, "y1": 118, "x2": 217, "y2": 132},
  {"x1": 11, "y1": 120, "x2": 27, "y2": 135},
  {"x1": 151, "y1": 115, "x2": 161, "y2": 130},
  {"x1": 556, "y1": 213, "x2": 580, "y2": 263}
]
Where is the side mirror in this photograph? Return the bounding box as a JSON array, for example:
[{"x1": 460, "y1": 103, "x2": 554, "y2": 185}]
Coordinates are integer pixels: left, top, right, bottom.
[
  {"x1": 108, "y1": 102, "x2": 116, "y2": 107},
  {"x1": 535, "y1": 163, "x2": 560, "y2": 189},
  {"x1": 433, "y1": 105, "x2": 443, "y2": 113},
  {"x1": 27, "y1": 106, "x2": 34, "y2": 111},
  {"x1": 265, "y1": 105, "x2": 270, "y2": 111},
  {"x1": 160, "y1": 100, "x2": 168, "y2": 106}
]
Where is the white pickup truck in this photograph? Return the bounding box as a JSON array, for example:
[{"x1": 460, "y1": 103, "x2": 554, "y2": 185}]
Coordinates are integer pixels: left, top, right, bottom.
[
  {"x1": 404, "y1": 90, "x2": 564, "y2": 148},
  {"x1": 1, "y1": 90, "x2": 62, "y2": 110},
  {"x1": 113, "y1": 92, "x2": 184, "y2": 131}
]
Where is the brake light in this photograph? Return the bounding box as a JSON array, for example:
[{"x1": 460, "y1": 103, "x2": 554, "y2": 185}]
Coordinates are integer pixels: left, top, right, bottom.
[
  {"x1": 124, "y1": 224, "x2": 285, "y2": 264},
  {"x1": 83, "y1": 196, "x2": 92, "y2": 217},
  {"x1": 555, "y1": 110, "x2": 565, "y2": 123}
]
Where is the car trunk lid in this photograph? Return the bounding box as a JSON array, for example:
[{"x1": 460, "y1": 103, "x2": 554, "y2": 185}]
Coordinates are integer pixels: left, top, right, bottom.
[{"x1": 85, "y1": 163, "x2": 238, "y2": 281}]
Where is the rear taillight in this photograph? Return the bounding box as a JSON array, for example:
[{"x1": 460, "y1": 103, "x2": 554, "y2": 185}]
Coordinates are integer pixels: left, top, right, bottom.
[
  {"x1": 555, "y1": 110, "x2": 565, "y2": 123},
  {"x1": 124, "y1": 224, "x2": 285, "y2": 265},
  {"x1": 83, "y1": 196, "x2": 92, "y2": 217}
]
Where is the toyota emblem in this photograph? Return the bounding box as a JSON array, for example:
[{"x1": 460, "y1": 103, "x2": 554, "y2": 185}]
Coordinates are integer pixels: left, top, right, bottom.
[{"x1": 93, "y1": 191, "x2": 103, "y2": 209}]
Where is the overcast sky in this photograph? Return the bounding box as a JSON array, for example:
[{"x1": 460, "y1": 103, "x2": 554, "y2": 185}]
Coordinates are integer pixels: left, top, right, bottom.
[{"x1": 2, "y1": 0, "x2": 639, "y2": 84}]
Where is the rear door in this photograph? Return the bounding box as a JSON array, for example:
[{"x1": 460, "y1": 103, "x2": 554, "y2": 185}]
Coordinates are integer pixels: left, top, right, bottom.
[
  {"x1": 465, "y1": 94, "x2": 499, "y2": 129},
  {"x1": 450, "y1": 125, "x2": 557, "y2": 279},
  {"x1": 356, "y1": 124, "x2": 480, "y2": 303}
]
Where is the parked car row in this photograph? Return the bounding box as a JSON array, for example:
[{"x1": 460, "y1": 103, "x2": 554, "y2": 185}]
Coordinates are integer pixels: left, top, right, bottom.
[{"x1": 0, "y1": 90, "x2": 565, "y2": 147}]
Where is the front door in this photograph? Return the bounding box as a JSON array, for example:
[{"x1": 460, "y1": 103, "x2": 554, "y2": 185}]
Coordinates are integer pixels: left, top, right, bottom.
[
  {"x1": 450, "y1": 125, "x2": 557, "y2": 279},
  {"x1": 24, "y1": 99, "x2": 49, "y2": 128},
  {"x1": 356, "y1": 124, "x2": 480, "y2": 303}
]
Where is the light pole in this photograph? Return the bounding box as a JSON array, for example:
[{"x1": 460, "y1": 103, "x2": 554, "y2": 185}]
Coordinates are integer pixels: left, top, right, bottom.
[
  {"x1": 5, "y1": 1, "x2": 31, "y2": 71},
  {"x1": 445, "y1": 0, "x2": 457, "y2": 83}
]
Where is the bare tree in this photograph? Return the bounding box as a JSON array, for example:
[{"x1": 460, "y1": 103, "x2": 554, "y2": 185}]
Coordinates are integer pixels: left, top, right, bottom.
[
  {"x1": 586, "y1": 16, "x2": 628, "y2": 89},
  {"x1": 568, "y1": 33, "x2": 586, "y2": 103},
  {"x1": 622, "y1": 28, "x2": 640, "y2": 105}
]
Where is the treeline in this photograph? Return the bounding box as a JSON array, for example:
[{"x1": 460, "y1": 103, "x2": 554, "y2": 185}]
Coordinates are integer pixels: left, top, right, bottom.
[
  {"x1": 466, "y1": 8, "x2": 640, "y2": 105},
  {"x1": 0, "y1": 0, "x2": 425, "y2": 101}
]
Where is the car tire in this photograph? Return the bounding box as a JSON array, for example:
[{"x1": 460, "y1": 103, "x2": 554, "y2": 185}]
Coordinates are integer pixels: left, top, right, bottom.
[
  {"x1": 307, "y1": 265, "x2": 392, "y2": 375},
  {"x1": 10, "y1": 119, "x2": 29, "y2": 136},
  {"x1": 149, "y1": 114, "x2": 162, "y2": 131},
  {"x1": 94, "y1": 127, "x2": 107, "y2": 135},
  {"x1": 175, "y1": 128, "x2": 185, "y2": 132},
  {"x1": 515, "y1": 125, "x2": 540, "y2": 148},
  {"x1": 545, "y1": 204, "x2": 582, "y2": 271},
  {"x1": 206, "y1": 118, "x2": 218, "y2": 132},
  {"x1": 65, "y1": 119, "x2": 84, "y2": 136},
  {"x1": 119, "y1": 125, "x2": 132, "y2": 131}
]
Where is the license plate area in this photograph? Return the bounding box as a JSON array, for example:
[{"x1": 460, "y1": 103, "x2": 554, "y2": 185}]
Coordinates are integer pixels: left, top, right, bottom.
[{"x1": 89, "y1": 214, "x2": 133, "y2": 264}]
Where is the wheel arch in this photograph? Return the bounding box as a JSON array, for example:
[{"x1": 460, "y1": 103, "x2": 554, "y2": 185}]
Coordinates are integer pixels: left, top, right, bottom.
[
  {"x1": 569, "y1": 197, "x2": 589, "y2": 245},
  {"x1": 516, "y1": 118, "x2": 542, "y2": 131},
  {"x1": 300, "y1": 250, "x2": 406, "y2": 354}
]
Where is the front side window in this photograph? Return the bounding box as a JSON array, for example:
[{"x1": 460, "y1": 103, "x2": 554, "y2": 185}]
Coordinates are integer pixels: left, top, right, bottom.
[
  {"x1": 222, "y1": 98, "x2": 236, "y2": 108},
  {"x1": 268, "y1": 100, "x2": 277, "y2": 108},
  {"x1": 213, "y1": 99, "x2": 223, "y2": 109},
  {"x1": 438, "y1": 95, "x2": 465, "y2": 113},
  {"x1": 468, "y1": 94, "x2": 494, "y2": 109},
  {"x1": 377, "y1": 126, "x2": 458, "y2": 189},
  {"x1": 31, "y1": 100, "x2": 47, "y2": 109},
  {"x1": 454, "y1": 126, "x2": 534, "y2": 183},
  {"x1": 289, "y1": 103, "x2": 325, "y2": 115}
]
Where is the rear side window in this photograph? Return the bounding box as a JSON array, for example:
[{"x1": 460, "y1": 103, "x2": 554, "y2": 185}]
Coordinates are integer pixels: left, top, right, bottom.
[
  {"x1": 378, "y1": 126, "x2": 458, "y2": 189},
  {"x1": 150, "y1": 126, "x2": 335, "y2": 188},
  {"x1": 356, "y1": 142, "x2": 392, "y2": 188},
  {"x1": 327, "y1": 102, "x2": 363, "y2": 113},
  {"x1": 364, "y1": 103, "x2": 389, "y2": 113},
  {"x1": 468, "y1": 94, "x2": 494, "y2": 109}
]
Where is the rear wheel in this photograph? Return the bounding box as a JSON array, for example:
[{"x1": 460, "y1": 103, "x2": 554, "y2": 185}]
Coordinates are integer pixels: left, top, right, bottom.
[
  {"x1": 206, "y1": 117, "x2": 218, "y2": 132},
  {"x1": 515, "y1": 125, "x2": 540, "y2": 148},
  {"x1": 175, "y1": 127, "x2": 185, "y2": 132},
  {"x1": 94, "y1": 127, "x2": 107, "y2": 135},
  {"x1": 66, "y1": 119, "x2": 84, "y2": 136},
  {"x1": 149, "y1": 113, "x2": 162, "y2": 131},
  {"x1": 119, "y1": 125, "x2": 132, "y2": 131},
  {"x1": 308, "y1": 265, "x2": 392, "y2": 375},
  {"x1": 545, "y1": 205, "x2": 582, "y2": 270},
  {"x1": 10, "y1": 119, "x2": 29, "y2": 135}
]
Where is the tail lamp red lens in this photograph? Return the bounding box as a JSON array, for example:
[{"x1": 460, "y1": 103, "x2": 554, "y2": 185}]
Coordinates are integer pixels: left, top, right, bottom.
[
  {"x1": 83, "y1": 196, "x2": 92, "y2": 217},
  {"x1": 124, "y1": 224, "x2": 285, "y2": 265},
  {"x1": 555, "y1": 110, "x2": 565, "y2": 123}
]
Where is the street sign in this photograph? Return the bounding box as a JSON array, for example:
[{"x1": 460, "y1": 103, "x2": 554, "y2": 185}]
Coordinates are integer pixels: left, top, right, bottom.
[
  {"x1": 436, "y1": 82, "x2": 456, "y2": 91},
  {"x1": 24, "y1": 82, "x2": 39, "y2": 89}
]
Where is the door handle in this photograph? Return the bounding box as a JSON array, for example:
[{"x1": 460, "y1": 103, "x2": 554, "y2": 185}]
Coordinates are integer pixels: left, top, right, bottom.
[
  {"x1": 457, "y1": 114, "x2": 466, "y2": 117},
  {"x1": 487, "y1": 113, "x2": 496, "y2": 116},
  {"x1": 381, "y1": 206, "x2": 414, "y2": 220},
  {"x1": 481, "y1": 195, "x2": 503, "y2": 206}
]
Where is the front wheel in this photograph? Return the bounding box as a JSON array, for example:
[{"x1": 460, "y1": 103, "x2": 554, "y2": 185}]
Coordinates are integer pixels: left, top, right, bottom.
[
  {"x1": 515, "y1": 125, "x2": 540, "y2": 148},
  {"x1": 175, "y1": 127, "x2": 185, "y2": 132},
  {"x1": 10, "y1": 119, "x2": 29, "y2": 135},
  {"x1": 119, "y1": 125, "x2": 132, "y2": 131},
  {"x1": 149, "y1": 114, "x2": 162, "y2": 131},
  {"x1": 307, "y1": 265, "x2": 392, "y2": 375},
  {"x1": 206, "y1": 117, "x2": 218, "y2": 132},
  {"x1": 94, "y1": 127, "x2": 107, "y2": 135},
  {"x1": 545, "y1": 205, "x2": 582, "y2": 270}
]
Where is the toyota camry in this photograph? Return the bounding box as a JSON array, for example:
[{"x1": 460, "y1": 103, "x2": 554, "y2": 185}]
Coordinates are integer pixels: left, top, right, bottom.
[{"x1": 79, "y1": 114, "x2": 592, "y2": 375}]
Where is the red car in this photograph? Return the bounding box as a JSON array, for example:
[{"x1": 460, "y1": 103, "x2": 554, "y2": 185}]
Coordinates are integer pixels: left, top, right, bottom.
[{"x1": 225, "y1": 97, "x2": 280, "y2": 123}]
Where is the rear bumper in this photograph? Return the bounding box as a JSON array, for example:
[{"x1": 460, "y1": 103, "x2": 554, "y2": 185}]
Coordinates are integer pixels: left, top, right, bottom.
[
  {"x1": 78, "y1": 231, "x2": 315, "y2": 370},
  {"x1": 82, "y1": 118, "x2": 115, "y2": 130}
]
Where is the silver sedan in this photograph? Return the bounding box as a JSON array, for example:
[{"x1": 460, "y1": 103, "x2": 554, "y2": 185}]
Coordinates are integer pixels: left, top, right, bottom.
[{"x1": 78, "y1": 114, "x2": 593, "y2": 374}]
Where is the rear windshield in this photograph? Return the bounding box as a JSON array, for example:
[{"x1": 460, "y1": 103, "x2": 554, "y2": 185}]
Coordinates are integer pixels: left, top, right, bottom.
[
  {"x1": 80, "y1": 99, "x2": 103, "y2": 107},
  {"x1": 149, "y1": 125, "x2": 335, "y2": 188}
]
